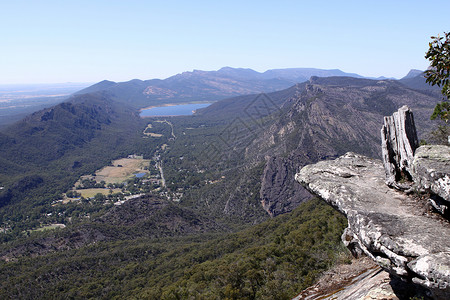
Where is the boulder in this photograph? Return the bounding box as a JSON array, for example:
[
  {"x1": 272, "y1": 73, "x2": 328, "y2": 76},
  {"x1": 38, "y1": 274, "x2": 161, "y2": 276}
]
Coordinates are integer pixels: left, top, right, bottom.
[
  {"x1": 408, "y1": 253, "x2": 450, "y2": 296},
  {"x1": 412, "y1": 145, "x2": 450, "y2": 210},
  {"x1": 295, "y1": 152, "x2": 450, "y2": 299}
]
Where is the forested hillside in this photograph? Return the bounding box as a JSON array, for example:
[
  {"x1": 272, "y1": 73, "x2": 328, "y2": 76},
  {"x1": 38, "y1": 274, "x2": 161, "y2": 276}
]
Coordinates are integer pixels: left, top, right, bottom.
[
  {"x1": 0, "y1": 198, "x2": 349, "y2": 299},
  {"x1": 0, "y1": 92, "x2": 150, "y2": 238}
]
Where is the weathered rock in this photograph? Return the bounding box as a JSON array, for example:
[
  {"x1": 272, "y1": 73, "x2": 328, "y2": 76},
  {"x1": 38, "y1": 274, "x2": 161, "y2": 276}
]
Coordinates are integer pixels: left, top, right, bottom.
[
  {"x1": 295, "y1": 257, "x2": 433, "y2": 300},
  {"x1": 381, "y1": 105, "x2": 419, "y2": 189},
  {"x1": 295, "y1": 152, "x2": 450, "y2": 299},
  {"x1": 412, "y1": 145, "x2": 450, "y2": 209},
  {"x1": 318, "y1": 269, "x2": 410, "y2": 300},
  {"x1": 293, "y1": 258, "x2": 395, "y2": 300},
  {"x1": 408, "y1": 252, "x2": 450, "y2": 299}
]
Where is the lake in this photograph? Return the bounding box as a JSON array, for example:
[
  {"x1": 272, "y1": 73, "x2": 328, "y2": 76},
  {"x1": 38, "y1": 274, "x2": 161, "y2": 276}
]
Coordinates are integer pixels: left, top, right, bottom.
[{"x1": 140, "y1": 103, "x2": 212, "y2": 117}]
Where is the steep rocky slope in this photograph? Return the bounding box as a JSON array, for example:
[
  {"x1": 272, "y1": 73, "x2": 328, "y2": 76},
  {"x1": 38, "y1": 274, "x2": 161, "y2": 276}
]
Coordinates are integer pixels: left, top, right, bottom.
[
  {"x1": 169, "y1": 76, "x2": 440, "y2": 220},
  {"x1": 246, "y1": 77, "x2": 438, "y2": 216}
]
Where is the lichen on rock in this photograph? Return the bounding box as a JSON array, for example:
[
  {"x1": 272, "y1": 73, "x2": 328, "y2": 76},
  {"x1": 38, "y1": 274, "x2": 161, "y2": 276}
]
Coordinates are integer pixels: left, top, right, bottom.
[{"x1": 412, "y1": 145, "x2": 450, "y2": 213}]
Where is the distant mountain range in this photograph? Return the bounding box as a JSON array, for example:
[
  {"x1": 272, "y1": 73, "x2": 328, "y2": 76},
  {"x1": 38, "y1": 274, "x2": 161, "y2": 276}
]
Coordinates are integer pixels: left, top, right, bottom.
[
  {"x1": 74, "y1": 67, "x2": 440, "y2": 111},
  {"x1": 74, "y1": 67, "x2": 372, "y2": 109},
  {"x1": 0, "y1": 67, "x2": 436, "y2": 129},
  {"x1": 0, "y1": 68, "x2": 439, "y2": 214}
]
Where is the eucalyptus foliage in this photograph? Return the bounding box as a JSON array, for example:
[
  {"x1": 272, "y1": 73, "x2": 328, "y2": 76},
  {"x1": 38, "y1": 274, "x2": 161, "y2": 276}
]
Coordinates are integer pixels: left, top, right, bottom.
[{"x1": 425, "y1": 32, "x2": 450, "y2": 123}]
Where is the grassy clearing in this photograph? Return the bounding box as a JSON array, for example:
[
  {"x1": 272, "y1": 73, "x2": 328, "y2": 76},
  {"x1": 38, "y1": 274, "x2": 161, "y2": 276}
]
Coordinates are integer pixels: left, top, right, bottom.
[
  {"x1": 76, "y1": 158, "x2": 150, "y2": 185},
  {"x1": 32, "y1": 224, "x2": 66, "y2": 232},
  {"x1": 76, "y1": 188, "x2": 122, "y2": 198}
]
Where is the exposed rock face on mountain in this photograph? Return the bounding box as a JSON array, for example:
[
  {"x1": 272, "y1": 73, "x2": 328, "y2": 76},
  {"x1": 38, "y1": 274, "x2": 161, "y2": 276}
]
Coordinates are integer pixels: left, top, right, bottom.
[
  {"x1": 295, "y1": 152, "x2": 450, "y2": 299},
  {"x1": 247, "y1": 77, "x2": 438, "y2": 217},
  {"x1": 296, "y1": 107, "x2": 450, "y2": 298},
  {"x1": 260, "y1": 156, "x2": 311, "y2": 216},
  {"x1": 402, "y1": 69, "x2": 425, "y2": 80},
  {"x1": 295, "y1": 257, "x2": 432, "y2": 300}
]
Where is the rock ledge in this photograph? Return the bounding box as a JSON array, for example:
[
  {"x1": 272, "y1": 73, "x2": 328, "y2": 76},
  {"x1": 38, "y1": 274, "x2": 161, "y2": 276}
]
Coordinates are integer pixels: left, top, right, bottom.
[{"x1": 295, "y1": 152, "x2": 450, "y2": 299}]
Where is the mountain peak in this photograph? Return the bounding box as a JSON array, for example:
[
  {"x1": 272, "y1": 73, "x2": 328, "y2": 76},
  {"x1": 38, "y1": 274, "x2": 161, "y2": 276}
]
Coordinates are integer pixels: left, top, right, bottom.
[
  {"x1": 75, "y1": 80, "x2": 117, "y2": 95},
  {"x1": 216, "y1": 67, "x2": 262, "y2": 78},
  {"x1": 402, "y1": 69, "x2": 424, "y2": 79}
]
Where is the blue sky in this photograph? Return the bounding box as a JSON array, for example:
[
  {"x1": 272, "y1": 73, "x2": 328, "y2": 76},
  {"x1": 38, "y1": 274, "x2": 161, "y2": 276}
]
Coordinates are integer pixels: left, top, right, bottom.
[{"x1": 0, "y1": 0, "x2": 448, "y2": 84}]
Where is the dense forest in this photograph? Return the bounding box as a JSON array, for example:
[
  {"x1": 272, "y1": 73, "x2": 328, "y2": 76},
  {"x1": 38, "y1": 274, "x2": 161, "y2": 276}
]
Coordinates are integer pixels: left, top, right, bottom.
[{"x1": 0, "y1": 199, "x2": 349, "y2": 299}]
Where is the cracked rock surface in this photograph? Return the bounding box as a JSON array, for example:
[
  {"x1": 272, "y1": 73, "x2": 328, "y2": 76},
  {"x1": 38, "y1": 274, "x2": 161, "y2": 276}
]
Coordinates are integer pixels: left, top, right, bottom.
[
  {"x1": 295, "y1": 152, "x2": 450, "y2": 299},
  {"x1": 412, "y1": 145, "x2": 450, "y2": 205}
]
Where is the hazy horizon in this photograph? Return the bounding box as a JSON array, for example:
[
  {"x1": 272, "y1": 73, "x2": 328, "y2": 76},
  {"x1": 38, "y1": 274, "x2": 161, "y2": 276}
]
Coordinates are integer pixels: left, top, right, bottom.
[{"x1": 0, "y1": 66, "x2": 411, "y2": 86}]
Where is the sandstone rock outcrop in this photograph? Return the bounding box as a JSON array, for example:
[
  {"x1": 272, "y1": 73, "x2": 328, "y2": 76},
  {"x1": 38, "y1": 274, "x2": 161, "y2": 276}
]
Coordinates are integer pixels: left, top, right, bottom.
[
  {"x1": 295, "y1": 152, "x2": 450, "y2": 299},
  {"x1": 293, "y1": 257, "x2": 431, "y2": 300},
  {"x1": 381, "y1": 105, "x2": 419, "y2": 189},
  {"x1": 412, "y1": 145, "x2": 450, "y2": 214}
]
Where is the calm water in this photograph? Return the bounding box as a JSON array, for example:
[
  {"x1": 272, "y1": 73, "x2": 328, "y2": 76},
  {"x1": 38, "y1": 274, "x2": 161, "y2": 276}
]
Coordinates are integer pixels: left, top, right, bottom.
[
  {"x1": 140, "y1": 103, "x2": 212, "y2": 117},
  {"x1": 134, "y1": 172, "x2": 146, "y2": 178}
]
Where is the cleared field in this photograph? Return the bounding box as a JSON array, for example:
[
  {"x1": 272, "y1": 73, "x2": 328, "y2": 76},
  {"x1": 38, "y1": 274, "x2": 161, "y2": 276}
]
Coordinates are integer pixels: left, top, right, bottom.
[
  {"x1": 143, "y1": 123, "x2": 163, "y2": 137},
  {"x1": 72, "y1": 157, "x2": 150, "y2": 195},
  {"x1": 93, "y1": 158, "x2": 150, "y2": 184},
  {"x1": 32, "y1": 224, "x2": 66, "y2": 232},
  {"x1": 77, "y1": 188, "x2": 122, "y2": 198},
  {"x1": 147, "y1": 132, "x2": 163, "y2": 137}
]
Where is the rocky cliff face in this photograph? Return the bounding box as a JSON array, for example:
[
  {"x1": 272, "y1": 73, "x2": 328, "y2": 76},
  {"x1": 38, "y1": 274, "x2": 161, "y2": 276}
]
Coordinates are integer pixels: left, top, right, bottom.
[
  {"x1": 296, "y1": 151, "x2": 450, "y2": 299},
  {"x1": 296, "y1": 101, "x2": 450, "y2": 299},
  {"x1": 294, "y1": 106, "x2": 450, "y2": 298},
  {"x1": 260, "y1": 156, "x2": 311, "y2": 216},
  {"x1": 294, "y1": 257, "x2": 432, "y2": 300},
  {"x1": 254, "y1": 77, "x2": 438, "y2": 216}
]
